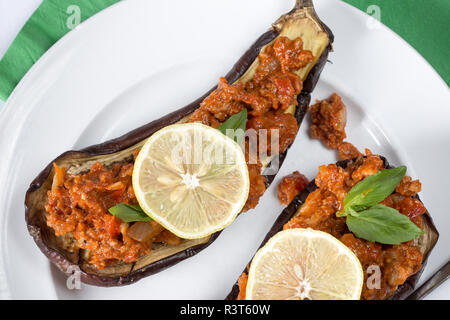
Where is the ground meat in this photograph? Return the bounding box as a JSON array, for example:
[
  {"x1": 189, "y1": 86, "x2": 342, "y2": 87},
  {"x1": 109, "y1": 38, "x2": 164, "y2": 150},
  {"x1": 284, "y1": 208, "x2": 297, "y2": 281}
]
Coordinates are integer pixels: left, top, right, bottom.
[
  {"x1": 255, "y1": 71, "x2": 302, "y2": 111},
  {"x1": 383, "y1": 244, "x2": 422, "y2": 290},
  {"x1": 309, "y1": 93, "x2": 363, "y2": 162},
  {"x1": 246, "y1": 109, "x2": 299, "y2": 155},
  {"x1": 339, "y1": 234, "x2": 421, "y2": 300},
  {"x1": 283, "y1": 189, "x2": 347, "y2": 239},
  {"x1": 395, "y1": 176, "x2": 422, "y2": 196},
  {"x1": 272, "y1": 37, "x2": 314, "y2": 73},
  {"x1": 349, "y1": 149, "x2": 384, "y2": 185},
  {"x1": 243, "y1": 162, "x2": 267, "y2": 212},
  {"x1": 277, "y1": 171, "x2": 309, "y2": 205},
  {"x1": 340, "y1": 233, "x2": 383, "y2": 268},
  {"x1": 315, "y1": 164, "x2": 348, "y2": 202},
  {"x1": 199, "y1": 77, "x2": 264, "y2": 120},
  {"x1": 338, "y1": 141, "x2": 362, "y2": 160},
  {"x1": 253, "y1": 37, "x2": 313, "y2": 83},
  {"x1": 309, "y1": 93, "x2": 347, "y2": 149}
]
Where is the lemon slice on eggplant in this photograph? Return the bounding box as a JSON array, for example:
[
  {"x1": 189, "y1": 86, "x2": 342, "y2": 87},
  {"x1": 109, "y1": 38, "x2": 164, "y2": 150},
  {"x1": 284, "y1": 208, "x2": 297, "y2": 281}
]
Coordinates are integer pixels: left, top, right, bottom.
[
  {"x1": 133, "y1": 123, "x2": 250, "y2": 239},
  {"x1": 246, "y1": 228, "x2": 364, "y2": 300}
]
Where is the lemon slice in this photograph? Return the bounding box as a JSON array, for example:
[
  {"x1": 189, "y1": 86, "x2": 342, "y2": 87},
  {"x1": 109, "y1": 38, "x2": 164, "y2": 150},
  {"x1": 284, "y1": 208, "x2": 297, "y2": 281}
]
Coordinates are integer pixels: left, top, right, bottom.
[
  {"x1": 132, "y1": 123, "x2": 249, "y2": 239},
  {"x1": 246, "y1": 228, "x2": 364, "y2": 300}
]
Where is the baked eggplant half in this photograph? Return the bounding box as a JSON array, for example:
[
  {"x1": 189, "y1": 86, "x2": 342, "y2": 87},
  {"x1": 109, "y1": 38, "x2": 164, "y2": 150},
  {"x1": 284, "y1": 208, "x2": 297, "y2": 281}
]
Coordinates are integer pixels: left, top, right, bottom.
[
  {"x1": 226, "y1": 154, "x2": 439, "y2": 300},
  {"x1": 25, "y1": 1, "x2": 333, "y2": 286}
]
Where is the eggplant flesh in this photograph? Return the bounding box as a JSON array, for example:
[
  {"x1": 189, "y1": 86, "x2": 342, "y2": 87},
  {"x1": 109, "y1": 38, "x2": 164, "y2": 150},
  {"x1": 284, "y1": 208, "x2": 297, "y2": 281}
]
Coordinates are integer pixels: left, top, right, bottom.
[
  {"x1": 225, "y1": 156, "x2": 439, "y2": 300},
  {"x1": 25, "y1": 2, "x2": 333, "y2": 287}
]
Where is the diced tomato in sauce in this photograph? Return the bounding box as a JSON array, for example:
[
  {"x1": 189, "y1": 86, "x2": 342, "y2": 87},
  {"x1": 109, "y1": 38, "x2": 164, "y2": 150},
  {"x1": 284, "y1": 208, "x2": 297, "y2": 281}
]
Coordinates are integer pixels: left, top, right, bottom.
[
  {"x1": 277, "y1": 171, "x2": 309, "y2": 205},
  {"x1": 309, "y1": 93, "x2": 347, "y2": 149},
  {"x1": 381, "y1": 195, "x2": 426, "y2": 225}
]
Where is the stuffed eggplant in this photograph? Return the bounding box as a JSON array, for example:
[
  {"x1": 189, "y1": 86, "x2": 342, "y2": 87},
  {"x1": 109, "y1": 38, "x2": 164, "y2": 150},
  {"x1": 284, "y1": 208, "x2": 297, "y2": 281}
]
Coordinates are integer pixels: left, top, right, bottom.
[
  {"x1": 25, "y1": 0, "x2": 333, "y2": 286},
  {"x1": 226, "y1": 153, "x2": 439, "y2": 300}
]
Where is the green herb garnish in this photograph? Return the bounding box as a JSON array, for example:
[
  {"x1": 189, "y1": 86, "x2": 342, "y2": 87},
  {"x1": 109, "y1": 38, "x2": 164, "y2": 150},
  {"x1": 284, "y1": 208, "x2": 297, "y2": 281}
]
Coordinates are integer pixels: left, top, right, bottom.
[
  {"x1": 108, "y1": 203, "x2": 152, "y2": 223},
  {"x1": 341, "y1": 166, "x2": 407, "y2": 213},
  {"x1": 346, "y1": 204, "x2": 424, "y2": 244},
  {"x1": 339, "y1": 166, "x2": 424, "y2": 245},
  {"x1": 218, "y1": 109, "x2": 248, "y2": 145}
]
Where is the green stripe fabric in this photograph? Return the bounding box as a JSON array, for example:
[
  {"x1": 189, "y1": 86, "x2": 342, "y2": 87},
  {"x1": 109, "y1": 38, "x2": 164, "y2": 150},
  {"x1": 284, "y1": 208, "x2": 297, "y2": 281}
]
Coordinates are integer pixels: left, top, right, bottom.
[
  {"x1": 0, "y1": 0, "x2": 120, "y2": 101},
  {"x1": 343, "y1": 0, "x2": 450, "y2": 86},
  {"x1": 0, "y1": 0, "x2": 448, "y2": 101}
]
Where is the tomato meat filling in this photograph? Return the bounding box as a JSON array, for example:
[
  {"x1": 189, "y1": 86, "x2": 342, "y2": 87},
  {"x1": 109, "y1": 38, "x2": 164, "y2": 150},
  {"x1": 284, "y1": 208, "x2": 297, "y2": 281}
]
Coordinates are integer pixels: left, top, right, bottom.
[
  {"x1": 309, "y1": 93, "x2": 347, "y2": 149},
  {"x1": 283, "y1": 151, "x2": 424, "y2": 300},
  {"x1": 277, "y1": 171, "x2": 309, "y2": 205},
  {"x1": 309, "y1": 93, "x2": 363, "y2": 161},
  {"x1": 46, "y1": 161, "x2": 181, "y2": 269},
  {"x1": 238, "y1": 150, "x2": 426, "y2": 300},
  {"x1": 46, "y1": 36, "x2": 313, "y2": 268}
]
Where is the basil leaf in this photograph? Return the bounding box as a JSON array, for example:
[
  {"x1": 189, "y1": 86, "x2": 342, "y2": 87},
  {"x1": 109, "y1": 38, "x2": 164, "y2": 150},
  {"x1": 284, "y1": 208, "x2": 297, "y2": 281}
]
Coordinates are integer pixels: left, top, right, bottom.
[
  {"x1": 218, "y1": 109, "x2": 248, "y2": 145},
  {"x1": 344, "y1": 166, "x2": 406, "y2": 211},
  {"x1": 108, "y1": 203, "x2": 152, "y2": 223},
  {"x1": 346, "y1": 204, "x2": 423, "y2": 245},
  {"x1": 338, "y1": 206, "x2": 358, "y2": 217}
]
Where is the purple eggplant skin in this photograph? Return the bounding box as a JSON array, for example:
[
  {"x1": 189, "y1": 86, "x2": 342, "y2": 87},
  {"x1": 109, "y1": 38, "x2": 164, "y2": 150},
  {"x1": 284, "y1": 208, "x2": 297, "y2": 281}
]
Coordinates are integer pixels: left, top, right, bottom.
[
  {"x1": 225, "y1": 156, "x2": 439, "y2": 300},
  {"x1": 24, "y1": 8, "x2": 334, "y2": 286}
]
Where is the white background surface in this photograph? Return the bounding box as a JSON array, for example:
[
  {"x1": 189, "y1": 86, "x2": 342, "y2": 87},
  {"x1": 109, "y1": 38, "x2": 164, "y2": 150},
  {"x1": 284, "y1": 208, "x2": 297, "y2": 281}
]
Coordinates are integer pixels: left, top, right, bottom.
[{"x1": 0, "y1": 0, "x2": 449, "y2": 300}]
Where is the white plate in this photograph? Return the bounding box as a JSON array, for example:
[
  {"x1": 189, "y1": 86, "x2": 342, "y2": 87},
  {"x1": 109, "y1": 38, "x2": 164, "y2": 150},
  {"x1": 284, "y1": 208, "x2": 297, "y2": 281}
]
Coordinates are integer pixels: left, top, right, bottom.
[{"x1": 0, "y1": 0, "x2": 449, "y2": 300}]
